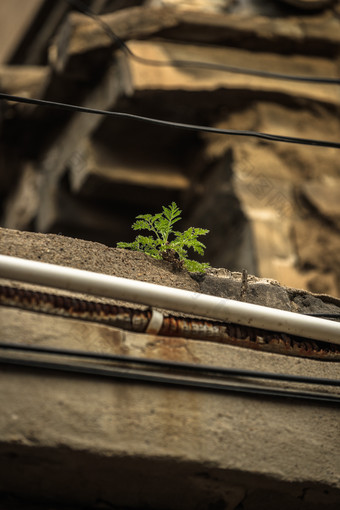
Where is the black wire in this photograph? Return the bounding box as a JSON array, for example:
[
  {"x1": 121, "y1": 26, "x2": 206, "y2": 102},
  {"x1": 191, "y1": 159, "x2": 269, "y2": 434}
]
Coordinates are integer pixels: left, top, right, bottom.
[
  {"x1": 1, "y1": 342, "x2": 339, "y2": 386},
  {"x1": 1, "y1": 355, "x2": 339, "y2": 404},
  {"x1": 66, "y1": 0, "x2": 340, "y2": 86},
  {"x1": 305, "y1": 313, "x2": 340, "y2": 319},
  {"x1": 1, "y1": 92, "x2": 340, "y2": 149}
]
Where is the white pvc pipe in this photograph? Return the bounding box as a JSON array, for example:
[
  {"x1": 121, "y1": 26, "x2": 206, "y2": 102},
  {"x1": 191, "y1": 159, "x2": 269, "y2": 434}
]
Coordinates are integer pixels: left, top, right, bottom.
[{"x1": 0, "y1": 254, "x2": 339, "y2": 345}]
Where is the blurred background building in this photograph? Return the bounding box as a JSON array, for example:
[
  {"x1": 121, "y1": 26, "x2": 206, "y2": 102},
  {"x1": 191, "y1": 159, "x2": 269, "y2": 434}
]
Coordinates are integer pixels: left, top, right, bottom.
[{"x1": 0, "y1": 0, "x2": 339, "y2": 295}]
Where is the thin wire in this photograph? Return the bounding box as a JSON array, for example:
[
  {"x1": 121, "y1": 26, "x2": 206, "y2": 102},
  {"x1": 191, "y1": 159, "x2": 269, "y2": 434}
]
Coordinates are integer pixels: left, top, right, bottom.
[
  {"x1": 1, "y1": 342, "x2": 339, "y2": 386},
  {"x1": 1, "y1": 92, "x2": 340, "y2": 149},
  {"x1": 305, "y1": 313, "x2": 340, "y2": 319},
  {"x1": 66, "y1": 0, "x2": 340, "y2": 86},
  {"x1": 1, "y1": 355, "x2": 339, "y2": 404}
]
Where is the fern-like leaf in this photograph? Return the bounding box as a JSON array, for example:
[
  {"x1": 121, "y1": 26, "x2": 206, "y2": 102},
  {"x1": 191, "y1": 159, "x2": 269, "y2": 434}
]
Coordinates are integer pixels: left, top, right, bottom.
[{"x1": 117, "y1": 202, "x2": 210, "y2": 272}]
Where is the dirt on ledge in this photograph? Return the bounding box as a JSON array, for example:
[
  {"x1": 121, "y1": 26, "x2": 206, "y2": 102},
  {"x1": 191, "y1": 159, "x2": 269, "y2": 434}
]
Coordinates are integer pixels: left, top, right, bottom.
[{"x1": 1, "y1": 227, "x2": 340, "y2": 317}]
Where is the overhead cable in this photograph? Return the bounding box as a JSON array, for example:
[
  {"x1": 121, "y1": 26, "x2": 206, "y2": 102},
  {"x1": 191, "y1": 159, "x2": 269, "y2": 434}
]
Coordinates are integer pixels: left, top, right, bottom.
[
  {"x1": 66, "y1": 0, "x2": 340, "y2": 86},
  {"x1": 1, "y1": 92, "x2": 339, "y2": 149}
]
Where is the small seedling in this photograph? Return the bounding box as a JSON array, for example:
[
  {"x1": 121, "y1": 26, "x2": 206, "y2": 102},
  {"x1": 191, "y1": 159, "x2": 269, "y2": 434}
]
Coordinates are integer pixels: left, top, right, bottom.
[{"x1": 117, "y1": 202, "x2": 210, "y2": 273}]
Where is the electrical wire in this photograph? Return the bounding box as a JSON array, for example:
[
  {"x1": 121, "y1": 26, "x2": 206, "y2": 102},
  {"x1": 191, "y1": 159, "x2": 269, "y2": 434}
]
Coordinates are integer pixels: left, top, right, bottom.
[
  {"x1": 1, "y1": 92, "x2": 340, "y2": 149},
  {"x1": 1, "y1": 344, "x2": 339, "y2": 404},
  {"x1": 2, "y1": 356, "x2": 339, "y2": 403},
  {"x1": 1, "y1": 342, "x2": 340, "y2": 386},
  {"x1": 305, "y1": 313, "x2": 340, "y2": 319},
  {"x1": 66, "y1": 0, "x2": 340, "y2": 86}
]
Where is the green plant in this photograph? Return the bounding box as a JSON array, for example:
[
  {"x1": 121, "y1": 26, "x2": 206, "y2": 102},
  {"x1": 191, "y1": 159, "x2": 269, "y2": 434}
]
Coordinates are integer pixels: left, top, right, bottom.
[{"x1": 117, "y1": 202, "x2": 210, "y2": 273}]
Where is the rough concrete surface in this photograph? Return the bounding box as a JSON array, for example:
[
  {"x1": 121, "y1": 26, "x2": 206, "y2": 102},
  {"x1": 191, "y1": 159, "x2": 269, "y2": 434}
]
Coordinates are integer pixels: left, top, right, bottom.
[{"x1": 0, "y1": 228, "x2": 340, "y2": 510}]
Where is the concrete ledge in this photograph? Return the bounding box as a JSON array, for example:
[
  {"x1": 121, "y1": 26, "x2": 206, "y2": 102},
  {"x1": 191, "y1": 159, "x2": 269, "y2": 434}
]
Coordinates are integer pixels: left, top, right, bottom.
[
  {"x1": 1, "y1": 228, "x2": 340, "y2": 509},
  {"x1": 1, "y1": 308, "x2": 340, "y2": 509}
]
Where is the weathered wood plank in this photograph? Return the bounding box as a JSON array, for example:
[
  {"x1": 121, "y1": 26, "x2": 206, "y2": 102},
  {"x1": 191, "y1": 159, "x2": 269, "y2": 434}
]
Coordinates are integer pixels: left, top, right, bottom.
[
  {"x1": 68, "y1": 139, "x2": 190, "y2": 197},
  {"x1": 0, "y1": 65, "x2": 50, "y2": 97},
  {"x1": 36, "y1": 65, "x2": 125, "y2": 233},
  {"x1": 2, "y1": 164, "x2": 41, "y2": 231},
  {"x1": 50, "y1": 6, "x2": 340, "y2": 75},
  {"x1": 122, "y1": 40, "x2": 340, "y2": 105},
  {"x1": 0, "y1": 0, "x2": 44, "y2": 64}
]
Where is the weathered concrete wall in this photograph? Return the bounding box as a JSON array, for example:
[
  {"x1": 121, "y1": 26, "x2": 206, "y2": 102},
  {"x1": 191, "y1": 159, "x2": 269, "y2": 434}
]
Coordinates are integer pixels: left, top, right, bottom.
[
  {"x1": 0, "y1": 228, "x2": 340, "y2": 509},
  {"x1": 1, "y1": 308, "x2": 340, "y2": 509}
]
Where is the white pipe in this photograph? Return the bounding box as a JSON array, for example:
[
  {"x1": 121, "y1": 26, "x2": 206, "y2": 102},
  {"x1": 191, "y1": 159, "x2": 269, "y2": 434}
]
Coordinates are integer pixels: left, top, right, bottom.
[{"x1": 0, "y1": 254, "x2": 339, "y2": 345}]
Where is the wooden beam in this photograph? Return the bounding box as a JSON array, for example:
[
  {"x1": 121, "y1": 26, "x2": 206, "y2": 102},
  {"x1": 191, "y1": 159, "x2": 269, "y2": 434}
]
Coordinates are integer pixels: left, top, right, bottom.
[
  {"x1": 0, "y1": 66, "x2": 50, "y2": 97},
  {"x1": 122, "y1": 40, "x2": 340, "y2": 106},
  {"x1": 68, "y1": 139, "x2": 189, "y2": 195},
  {"x1": 49, "y1": 6, "x2": 340, "y2": 75}
]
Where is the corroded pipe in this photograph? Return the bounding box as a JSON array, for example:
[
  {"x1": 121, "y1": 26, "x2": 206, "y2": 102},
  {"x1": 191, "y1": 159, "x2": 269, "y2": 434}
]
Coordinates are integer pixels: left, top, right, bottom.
[{"x1": 1, "y1": 285, "x2": 339, "y2": 361}]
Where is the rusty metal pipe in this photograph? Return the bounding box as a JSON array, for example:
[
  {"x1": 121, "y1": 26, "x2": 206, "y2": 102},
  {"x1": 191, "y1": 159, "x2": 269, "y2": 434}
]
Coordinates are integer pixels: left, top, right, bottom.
[
  {"x1": 1, "y1": 285, "x2": 339, "y2": 360},
  {"x1": 0, "y1": 254, "x2": 340, "y2": 345}
]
